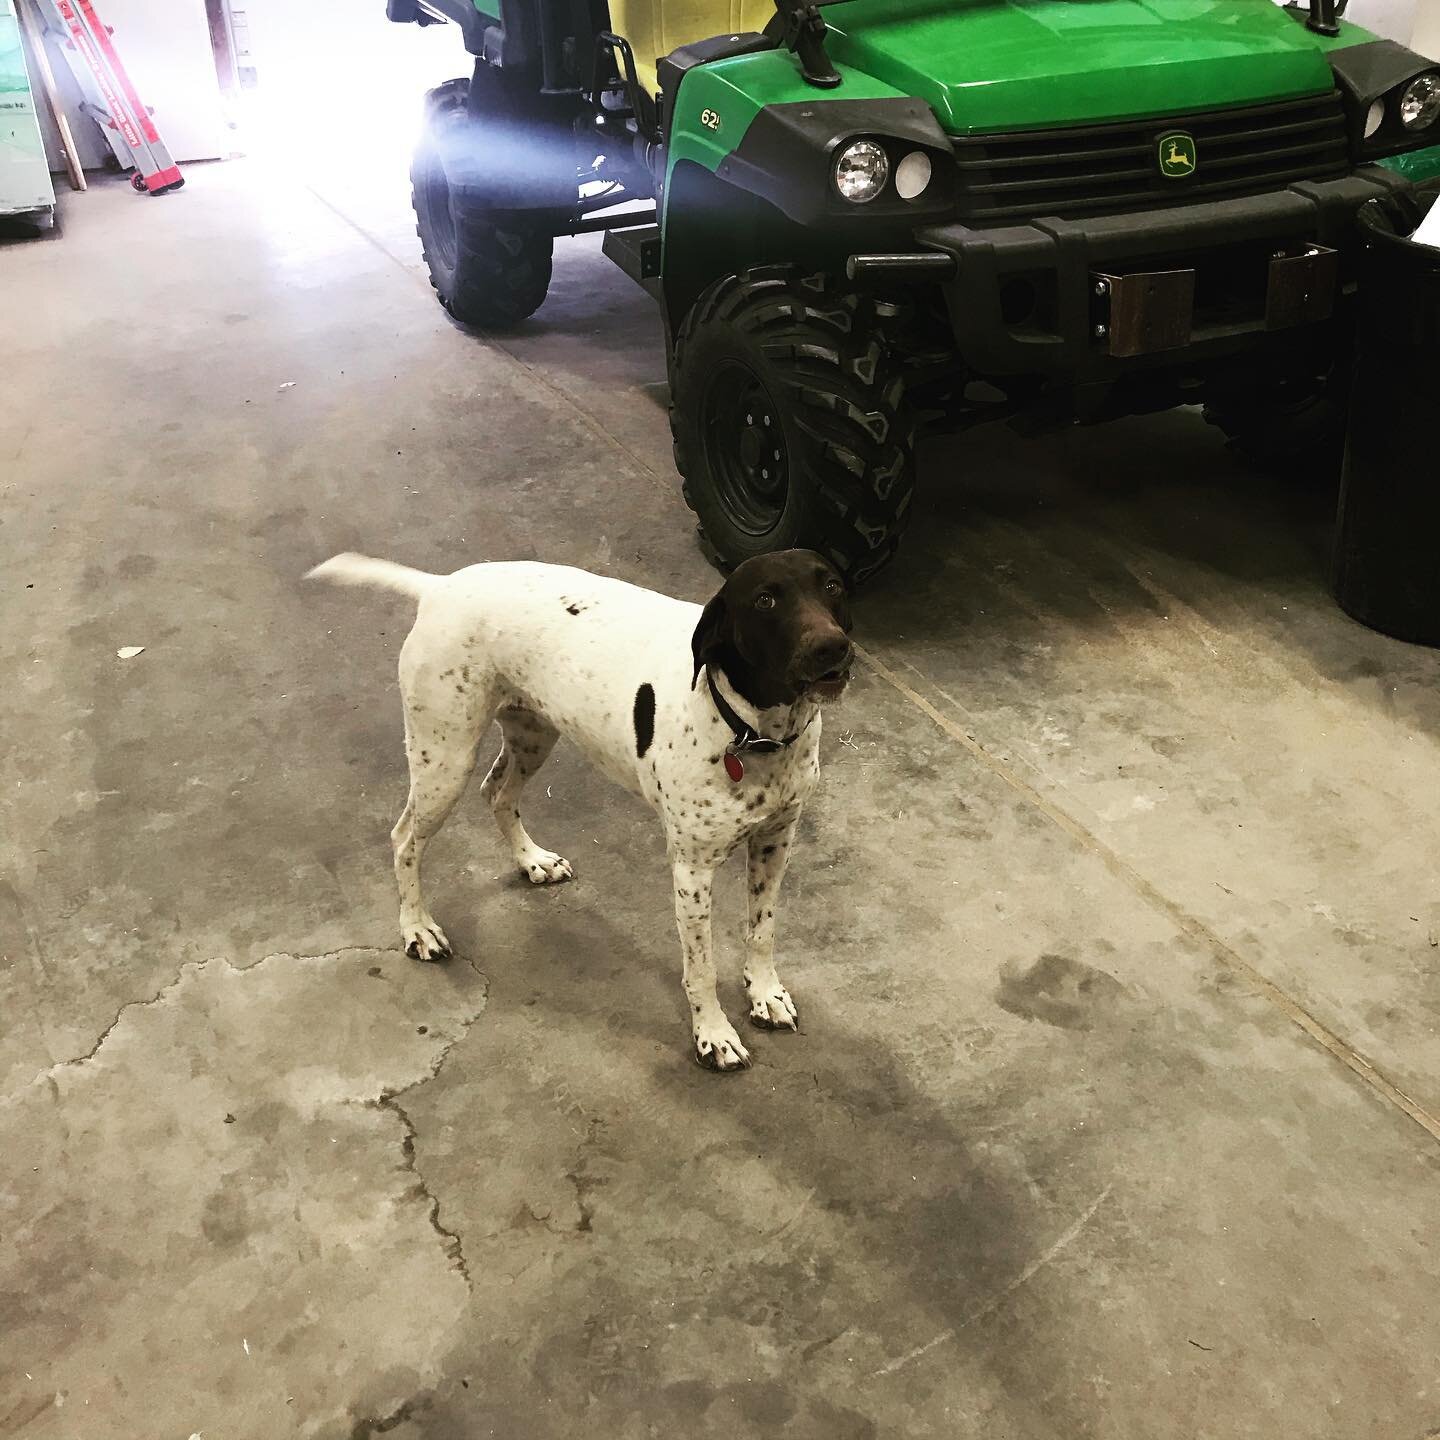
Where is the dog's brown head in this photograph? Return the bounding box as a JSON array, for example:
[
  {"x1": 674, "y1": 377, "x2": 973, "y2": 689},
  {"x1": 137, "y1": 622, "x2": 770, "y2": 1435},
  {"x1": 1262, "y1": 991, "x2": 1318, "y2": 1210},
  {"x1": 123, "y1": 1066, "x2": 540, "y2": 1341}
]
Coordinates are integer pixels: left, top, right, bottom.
[{"x1": 691, "y1": 550, "x2": 854, "y2": 709}]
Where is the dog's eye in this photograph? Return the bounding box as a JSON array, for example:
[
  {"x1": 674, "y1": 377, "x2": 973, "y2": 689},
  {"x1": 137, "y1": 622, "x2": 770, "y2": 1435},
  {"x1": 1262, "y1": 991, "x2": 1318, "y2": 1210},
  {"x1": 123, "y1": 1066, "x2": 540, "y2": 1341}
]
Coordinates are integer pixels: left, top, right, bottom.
[
  {"x1": 825, "y1": 579, "x2": 843, "y2": 596},
  {"x1": 755, "y1": 593, "x2": 776, "y2": 611}
]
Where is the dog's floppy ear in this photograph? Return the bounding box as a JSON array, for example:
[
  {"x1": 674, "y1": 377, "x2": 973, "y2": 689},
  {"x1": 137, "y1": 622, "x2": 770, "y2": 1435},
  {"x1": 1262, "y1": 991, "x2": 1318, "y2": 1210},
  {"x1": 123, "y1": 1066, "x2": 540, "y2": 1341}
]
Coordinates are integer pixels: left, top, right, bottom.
[{"x1": 691, "y1": 591, "x2": 729, "y2": 689}]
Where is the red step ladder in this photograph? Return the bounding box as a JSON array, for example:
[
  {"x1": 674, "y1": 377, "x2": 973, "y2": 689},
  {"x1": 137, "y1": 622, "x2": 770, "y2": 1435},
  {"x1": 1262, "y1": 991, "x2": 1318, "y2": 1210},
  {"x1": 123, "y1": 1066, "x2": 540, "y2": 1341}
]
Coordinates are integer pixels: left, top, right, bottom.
[{"x1": 31, "y1": 0, "x2": 183, "y2": 194}]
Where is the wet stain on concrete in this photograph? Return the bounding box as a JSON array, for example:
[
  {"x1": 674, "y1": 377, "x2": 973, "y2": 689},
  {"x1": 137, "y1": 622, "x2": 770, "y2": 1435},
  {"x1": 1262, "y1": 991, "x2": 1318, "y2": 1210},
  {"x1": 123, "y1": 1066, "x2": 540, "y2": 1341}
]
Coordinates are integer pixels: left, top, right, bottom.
[{"x1": 996, "y1": 952, "x2": 1125, "y2": 1030}]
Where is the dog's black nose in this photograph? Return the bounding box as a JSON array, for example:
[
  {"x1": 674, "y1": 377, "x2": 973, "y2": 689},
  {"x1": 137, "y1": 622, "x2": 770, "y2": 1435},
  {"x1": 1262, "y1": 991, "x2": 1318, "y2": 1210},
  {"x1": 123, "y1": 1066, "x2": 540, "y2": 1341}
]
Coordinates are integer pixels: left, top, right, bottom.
[{"x1": 808, "y1": 633, "x2": 853, "y2": 677}]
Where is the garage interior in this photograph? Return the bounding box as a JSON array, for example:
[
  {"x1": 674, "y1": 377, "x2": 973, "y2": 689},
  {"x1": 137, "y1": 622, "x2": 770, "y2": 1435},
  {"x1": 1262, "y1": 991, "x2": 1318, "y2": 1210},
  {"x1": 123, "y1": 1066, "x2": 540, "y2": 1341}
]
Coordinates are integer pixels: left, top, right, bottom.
[{"x1": 4, "y1": 2, "x2": 1440, "y2": 1437}]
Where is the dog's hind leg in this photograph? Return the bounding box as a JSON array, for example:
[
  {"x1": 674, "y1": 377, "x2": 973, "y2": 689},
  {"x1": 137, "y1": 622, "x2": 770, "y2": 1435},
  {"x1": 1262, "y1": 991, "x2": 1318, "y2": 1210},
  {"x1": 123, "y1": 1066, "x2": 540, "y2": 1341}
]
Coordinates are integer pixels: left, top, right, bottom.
[
  {"x1": 392, "y1": 655, "x2": 496, "y2": 961},
  {"x1": 478, "y1": 706, "x2": 573, "y2": 885}
]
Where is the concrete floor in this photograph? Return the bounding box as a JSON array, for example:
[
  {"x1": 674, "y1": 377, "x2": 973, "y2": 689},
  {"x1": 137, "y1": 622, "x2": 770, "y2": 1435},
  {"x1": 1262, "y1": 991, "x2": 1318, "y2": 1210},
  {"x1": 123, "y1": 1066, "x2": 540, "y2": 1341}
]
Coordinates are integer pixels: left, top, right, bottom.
[{"x1": 4, "y1": 159, "x2": 1440, "y2": 1440}]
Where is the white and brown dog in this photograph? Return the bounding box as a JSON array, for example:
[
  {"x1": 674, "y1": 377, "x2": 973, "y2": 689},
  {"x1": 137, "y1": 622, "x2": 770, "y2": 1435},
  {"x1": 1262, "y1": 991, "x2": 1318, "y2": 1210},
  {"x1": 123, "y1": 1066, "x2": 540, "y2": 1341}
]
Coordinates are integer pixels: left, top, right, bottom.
[{"x1": 309, "y1": 549, "x2": 853, "y2": 1071}]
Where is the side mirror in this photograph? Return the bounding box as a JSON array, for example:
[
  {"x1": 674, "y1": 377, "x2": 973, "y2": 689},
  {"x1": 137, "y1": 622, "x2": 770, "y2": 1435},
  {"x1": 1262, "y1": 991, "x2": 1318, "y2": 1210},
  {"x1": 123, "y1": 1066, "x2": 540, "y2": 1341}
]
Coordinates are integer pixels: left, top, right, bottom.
[
  {"x1": 773, "y1": 0, "x2": 844, "y2": 90},
  {"x1": 1307, "y1": 0, "x2": 1341, "y2": 38}
]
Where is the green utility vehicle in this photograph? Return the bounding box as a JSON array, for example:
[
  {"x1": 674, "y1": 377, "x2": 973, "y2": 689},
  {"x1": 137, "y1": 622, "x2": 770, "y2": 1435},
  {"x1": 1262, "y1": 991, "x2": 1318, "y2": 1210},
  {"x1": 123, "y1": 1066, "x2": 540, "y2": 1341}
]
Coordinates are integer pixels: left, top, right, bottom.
[{"x1": 387, "y1": 0, "x2": 1440, "y2": 581}]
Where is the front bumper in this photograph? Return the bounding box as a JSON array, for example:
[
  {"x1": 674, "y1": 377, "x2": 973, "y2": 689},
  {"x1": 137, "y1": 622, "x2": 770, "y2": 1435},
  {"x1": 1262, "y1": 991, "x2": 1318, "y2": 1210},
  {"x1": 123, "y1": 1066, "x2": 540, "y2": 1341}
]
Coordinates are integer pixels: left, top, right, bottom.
[{"x1": 915, "y1": 167, "x2": 1413, "y2": 378}]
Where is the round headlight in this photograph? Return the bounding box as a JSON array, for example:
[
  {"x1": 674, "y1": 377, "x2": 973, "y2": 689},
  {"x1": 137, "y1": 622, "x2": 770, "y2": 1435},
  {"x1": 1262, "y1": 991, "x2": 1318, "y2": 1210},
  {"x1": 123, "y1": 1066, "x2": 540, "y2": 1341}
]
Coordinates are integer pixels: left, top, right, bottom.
[
  {"x1": 895, "y1": 150, "x2": 933, "y2": 201},
  {"x1": 1364, "y1": 98, "x2": 1386, "y2": 139},
  {"x1": 1399, "y1": 73, "x2": 1440, "y2": 130},
  {"x1": 834, "y1": 139, "x2": 889, "y2": 204}
]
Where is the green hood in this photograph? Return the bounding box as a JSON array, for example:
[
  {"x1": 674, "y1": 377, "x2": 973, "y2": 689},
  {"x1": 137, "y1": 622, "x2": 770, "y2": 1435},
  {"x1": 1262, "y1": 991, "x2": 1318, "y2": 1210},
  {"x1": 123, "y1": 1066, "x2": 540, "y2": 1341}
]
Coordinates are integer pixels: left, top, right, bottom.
[{"x1": 823, "y1": 0, "x2": 1358, "y2": 134}]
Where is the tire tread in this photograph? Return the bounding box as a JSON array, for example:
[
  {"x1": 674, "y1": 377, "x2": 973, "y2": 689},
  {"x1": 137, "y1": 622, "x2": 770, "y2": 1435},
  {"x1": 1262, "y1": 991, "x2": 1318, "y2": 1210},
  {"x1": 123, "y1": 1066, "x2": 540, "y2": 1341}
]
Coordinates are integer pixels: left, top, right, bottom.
[
  {"x1": 410, "y1": 78, "x2": 553, "y2": 329},
  {"x1": 671, "y1": 268, "x2": 915, "y2": 583}
]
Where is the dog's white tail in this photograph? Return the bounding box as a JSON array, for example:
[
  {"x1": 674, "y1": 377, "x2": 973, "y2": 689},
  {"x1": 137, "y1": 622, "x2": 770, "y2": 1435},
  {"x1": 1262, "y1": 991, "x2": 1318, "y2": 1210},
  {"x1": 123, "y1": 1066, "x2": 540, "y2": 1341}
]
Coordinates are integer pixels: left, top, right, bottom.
[{"x1": 306, "y1": 552, "x2": 438, "y2": 599}]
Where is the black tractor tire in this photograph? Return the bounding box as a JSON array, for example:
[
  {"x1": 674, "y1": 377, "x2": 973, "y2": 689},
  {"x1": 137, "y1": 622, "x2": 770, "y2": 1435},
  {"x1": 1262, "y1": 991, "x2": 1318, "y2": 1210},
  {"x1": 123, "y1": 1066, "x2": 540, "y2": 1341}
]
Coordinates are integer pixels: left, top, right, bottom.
[
  {"x1": 411, "y1": 78, "x2": 553, "y2": 329},
  {"x1": 670, "y1": 269, "x2": 916, "y2": 585},
  {"x1": 1203, "y1": 364, "x2": 1352, "y2": 482}
]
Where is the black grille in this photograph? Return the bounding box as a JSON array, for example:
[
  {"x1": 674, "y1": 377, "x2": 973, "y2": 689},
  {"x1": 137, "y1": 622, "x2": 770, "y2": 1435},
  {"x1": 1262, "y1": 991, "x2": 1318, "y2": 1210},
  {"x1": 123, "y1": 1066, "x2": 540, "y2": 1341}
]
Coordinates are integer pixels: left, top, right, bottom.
[{"x1": 951, "y1": 92, "x2": 1350, "y2": 225}]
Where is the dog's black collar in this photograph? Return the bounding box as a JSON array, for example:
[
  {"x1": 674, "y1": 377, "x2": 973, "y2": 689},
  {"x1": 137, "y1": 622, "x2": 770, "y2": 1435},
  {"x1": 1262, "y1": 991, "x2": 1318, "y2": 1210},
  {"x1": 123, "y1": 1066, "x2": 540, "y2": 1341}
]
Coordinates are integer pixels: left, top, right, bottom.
[{"x1": 706, "y1": 669, "x2": 805, "y2": 754}]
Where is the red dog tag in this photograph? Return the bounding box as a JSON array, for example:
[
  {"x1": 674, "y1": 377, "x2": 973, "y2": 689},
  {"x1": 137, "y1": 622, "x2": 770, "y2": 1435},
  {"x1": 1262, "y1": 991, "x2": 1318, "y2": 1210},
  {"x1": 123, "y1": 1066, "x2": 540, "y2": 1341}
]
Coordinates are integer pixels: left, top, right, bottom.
[{"x1": 724, "y1": 751, "x2": 745, "y2": 783}]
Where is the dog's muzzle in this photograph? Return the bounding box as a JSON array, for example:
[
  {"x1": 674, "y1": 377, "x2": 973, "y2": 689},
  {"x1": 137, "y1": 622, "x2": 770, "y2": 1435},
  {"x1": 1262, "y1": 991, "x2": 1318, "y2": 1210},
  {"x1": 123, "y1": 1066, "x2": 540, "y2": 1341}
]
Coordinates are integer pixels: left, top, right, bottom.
[{"x1": 799, "y1": 638, "x2": 853, "y2": 701}]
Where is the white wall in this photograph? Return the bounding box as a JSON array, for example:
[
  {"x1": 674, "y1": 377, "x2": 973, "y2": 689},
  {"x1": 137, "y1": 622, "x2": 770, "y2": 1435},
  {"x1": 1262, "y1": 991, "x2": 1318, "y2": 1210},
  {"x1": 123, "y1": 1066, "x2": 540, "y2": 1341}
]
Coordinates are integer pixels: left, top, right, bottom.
[
  {"x1": 1414, "y1": 6, "x2": 1440, "y2": 58},
  {"x1": 1319, "y1": 0, "x2": 1435, "y2": 53},
  {"x1": 102, "y1": 0, "x2": 227, "y2": 159},
  {"x1": 1345, "y1": 0, "x2": 1419, "y2": 44},
  {"x1": 234, "y1": 0, "x2": 459, "y2": 158}
]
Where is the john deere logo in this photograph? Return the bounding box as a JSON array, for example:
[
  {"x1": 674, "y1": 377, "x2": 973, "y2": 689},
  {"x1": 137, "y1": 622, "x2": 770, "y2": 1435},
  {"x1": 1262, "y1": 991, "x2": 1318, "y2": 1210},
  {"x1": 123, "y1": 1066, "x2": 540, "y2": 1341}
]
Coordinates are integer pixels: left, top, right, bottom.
[{"x1": 1158, "y1": 132, "x2": 1197, "y2": 179}]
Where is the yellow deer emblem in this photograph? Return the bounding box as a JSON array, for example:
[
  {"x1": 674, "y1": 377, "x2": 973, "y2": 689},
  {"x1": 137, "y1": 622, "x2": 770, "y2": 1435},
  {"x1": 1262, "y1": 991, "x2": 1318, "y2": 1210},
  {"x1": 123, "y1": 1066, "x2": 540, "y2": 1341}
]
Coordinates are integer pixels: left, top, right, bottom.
[{"x1": 1158, "y1": 132, "x2": 1198, "y2": 178}]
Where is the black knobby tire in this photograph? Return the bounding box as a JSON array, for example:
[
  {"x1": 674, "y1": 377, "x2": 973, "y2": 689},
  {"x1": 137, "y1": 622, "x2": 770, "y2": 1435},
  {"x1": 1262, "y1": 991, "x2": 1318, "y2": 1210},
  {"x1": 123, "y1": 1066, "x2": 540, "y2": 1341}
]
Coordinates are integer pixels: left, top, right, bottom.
[
  {"x1": 670, "y1": 269, "x2": 916, "y2": 584},
  {"x1": 411, "y1": 78, "x2": 553, "y2": 329}
]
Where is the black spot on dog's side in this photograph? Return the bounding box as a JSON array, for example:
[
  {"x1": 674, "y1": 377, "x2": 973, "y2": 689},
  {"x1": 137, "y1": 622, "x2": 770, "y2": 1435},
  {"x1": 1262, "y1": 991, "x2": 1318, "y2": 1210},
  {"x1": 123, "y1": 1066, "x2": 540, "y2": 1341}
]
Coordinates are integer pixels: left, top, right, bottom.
[{"x1": 633, "y1": 683, "x2": 656, "y2": 758}]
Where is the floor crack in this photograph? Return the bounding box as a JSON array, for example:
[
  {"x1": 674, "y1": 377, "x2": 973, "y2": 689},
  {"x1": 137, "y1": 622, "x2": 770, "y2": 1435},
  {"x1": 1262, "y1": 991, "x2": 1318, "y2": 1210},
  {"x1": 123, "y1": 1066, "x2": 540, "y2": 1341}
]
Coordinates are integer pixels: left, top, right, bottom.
[
  {"x1": 227, "y1": 942, "x2": 413, "y2": 975},
  {"x1": 378, "y1": 1089, "x2": 473, "y2": 1291},
  {"x1": 7, "y1": 944, "x2": 463, "y2": 1107},
  {"x1": 6, "y1": 959, "x2": 204, "y2": 1107},
  {"x1": 15, "y1": 930, "x2": 485, "y2": 1289},
  {"x1": 368, "y1": 982, "x2": 488, "y2": 1292}
]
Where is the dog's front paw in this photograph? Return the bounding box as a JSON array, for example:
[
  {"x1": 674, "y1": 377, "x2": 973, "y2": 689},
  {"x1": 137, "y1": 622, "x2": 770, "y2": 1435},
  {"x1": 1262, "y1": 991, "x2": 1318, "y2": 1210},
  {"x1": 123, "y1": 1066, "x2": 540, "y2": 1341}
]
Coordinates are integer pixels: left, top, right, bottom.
[
  {"x1": 693, "y1": 1017, "x2": 751, "y2": 1072},
  {"x1": 520, "y1": 848, "x2": 574, "y2": 885},
  {"x1": 746, "y1": 982, "x2": 799, "y2": 1031},
  {"x1": 402, "y1": 915, "x2": 452, "y2": 962}
]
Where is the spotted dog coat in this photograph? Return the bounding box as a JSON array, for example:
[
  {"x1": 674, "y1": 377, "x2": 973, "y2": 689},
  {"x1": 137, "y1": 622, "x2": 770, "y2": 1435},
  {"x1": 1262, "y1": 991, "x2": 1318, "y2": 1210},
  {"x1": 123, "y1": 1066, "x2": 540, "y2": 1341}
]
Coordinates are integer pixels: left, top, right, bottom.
[{"x1": 308, "y1": 551, "x2": 853, "y2": 1071}]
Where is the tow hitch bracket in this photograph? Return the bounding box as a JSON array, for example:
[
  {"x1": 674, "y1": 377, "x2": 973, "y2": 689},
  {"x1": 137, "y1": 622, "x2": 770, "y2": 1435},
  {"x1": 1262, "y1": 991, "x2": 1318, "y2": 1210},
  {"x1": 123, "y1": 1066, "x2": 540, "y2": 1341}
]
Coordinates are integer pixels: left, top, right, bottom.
[
  {"x1": 1092, "y1": 269, "x2": 1196, "y2": 358},
  {"x1": 1265, "y1": 244, "x2": 1339, "y2": 330}
]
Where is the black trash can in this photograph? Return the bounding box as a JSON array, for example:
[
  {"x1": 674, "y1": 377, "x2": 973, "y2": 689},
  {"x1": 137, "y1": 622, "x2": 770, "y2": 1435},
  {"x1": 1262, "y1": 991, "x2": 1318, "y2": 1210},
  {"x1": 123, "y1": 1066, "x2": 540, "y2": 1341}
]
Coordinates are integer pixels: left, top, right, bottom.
[{"x1": 1333, "y1": 179, "x2": 1440, "y2": 645}]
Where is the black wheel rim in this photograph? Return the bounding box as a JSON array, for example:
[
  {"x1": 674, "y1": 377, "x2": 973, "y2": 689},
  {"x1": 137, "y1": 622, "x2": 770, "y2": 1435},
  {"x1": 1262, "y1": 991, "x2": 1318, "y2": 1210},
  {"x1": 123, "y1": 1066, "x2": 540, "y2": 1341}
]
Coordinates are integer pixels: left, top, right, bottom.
[{"x1": 700, "y1": 361, "x2": 790, "y2": 538}]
